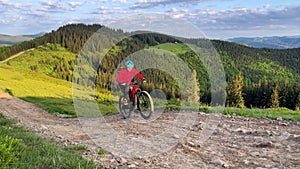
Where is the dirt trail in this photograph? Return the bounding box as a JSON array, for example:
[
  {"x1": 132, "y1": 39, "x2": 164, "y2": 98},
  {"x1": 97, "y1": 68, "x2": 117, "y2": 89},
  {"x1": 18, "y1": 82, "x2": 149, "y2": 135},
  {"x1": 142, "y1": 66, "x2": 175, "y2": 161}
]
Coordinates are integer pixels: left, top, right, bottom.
[
  {"x1": 0, "y1": 91, "x2": 300, "y2": 169},
  {"x1": 0, "y1": 47, "x2": 36, "y2": 63}
]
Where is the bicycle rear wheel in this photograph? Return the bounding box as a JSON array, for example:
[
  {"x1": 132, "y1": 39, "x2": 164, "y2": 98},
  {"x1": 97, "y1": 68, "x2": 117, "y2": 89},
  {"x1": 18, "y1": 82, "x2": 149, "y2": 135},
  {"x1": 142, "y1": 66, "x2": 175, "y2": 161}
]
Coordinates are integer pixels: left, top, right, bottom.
[
  {"x1": 119, "y1": 96, "x2": 131, "y2": 119},
  {"x1": 137, "y1": 91, "x2": 154, "y2": 119}
]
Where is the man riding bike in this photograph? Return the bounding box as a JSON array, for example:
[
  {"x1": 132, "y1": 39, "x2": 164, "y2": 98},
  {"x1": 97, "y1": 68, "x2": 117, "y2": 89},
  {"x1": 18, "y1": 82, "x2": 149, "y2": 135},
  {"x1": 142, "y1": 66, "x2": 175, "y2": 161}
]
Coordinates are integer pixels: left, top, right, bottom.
[{"x1": 116, "y1": 60, "x2": 146, "y2": 108}]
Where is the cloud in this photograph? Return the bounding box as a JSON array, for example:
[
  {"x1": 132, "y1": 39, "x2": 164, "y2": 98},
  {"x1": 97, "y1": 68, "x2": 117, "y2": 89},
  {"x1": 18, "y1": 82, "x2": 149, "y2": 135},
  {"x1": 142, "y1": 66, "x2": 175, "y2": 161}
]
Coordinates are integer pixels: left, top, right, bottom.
[
  {"x1": 112, "y1": 0, "x2": 127, "y2": 3},
  {"x1": 1, "y1": 0, "x2": 299, "y2": 38},
  {"x1": 68, "y1": 1, "x2": 86, "y2": 8},
  {"x1": 193, "y1": 6, "x2": 300, "y2": 38},
  {"x1": 90, "y1": 5, "x2": 128, "y2": 15},
  {"x1": 158, "y1": 4, "x2": 300, "y2": 38},
  {"x1": 0, "y1": 0, "x2": 38, "y2": 25},
  {"x1": 130, "y1": 0, "x2": 212, "y2": 9},
  {"x1": 39, "y1": 0, "x2": 69, "y2": 12}
]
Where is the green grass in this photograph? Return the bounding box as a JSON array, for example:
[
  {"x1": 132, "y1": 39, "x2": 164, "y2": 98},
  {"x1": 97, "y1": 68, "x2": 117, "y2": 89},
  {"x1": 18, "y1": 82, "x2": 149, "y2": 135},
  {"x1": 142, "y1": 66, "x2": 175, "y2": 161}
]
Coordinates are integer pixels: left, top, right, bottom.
[
  {"x1": 0, "y1": 64, "x2": 76, "y2": 115},
  {"x1": 162, "y1": 98, "x2": 300, "y2": 121},
  {"x1": 221, "y1": 107, "x2": 300, "y2": 121},
  {"x1": 5, "y1": 44, "x2": 76, "y2": 77},
  {"x1": 0, "y1": 64, "x2": 73, "y2": 98},
  {"x1": 97, "y1": 148, "x2": 108, "y2": 157},
  {"x1": 0, "y1": 113, "x2": 99, "y2": 169},
  {"x1": 194, "y1": 105, "x2": 300, "y2": 121},
  {"x1": 0, "y1": 63, "x2": 118, "y2": 116},
  {"x1": 152, "y1": 43, "x2": 192, "y2": 55},
  {"x1": 65, "y1": 145, "x2": 87, "y2": 152}
]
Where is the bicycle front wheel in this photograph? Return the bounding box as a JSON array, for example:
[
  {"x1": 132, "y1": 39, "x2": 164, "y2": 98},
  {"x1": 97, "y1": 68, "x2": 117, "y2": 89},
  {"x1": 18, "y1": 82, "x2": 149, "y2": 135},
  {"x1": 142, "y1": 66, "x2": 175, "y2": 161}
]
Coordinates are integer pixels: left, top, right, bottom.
[
  {"x1": 137, "y1": 91, "x2": 154, "y2": 119},
  {"x1": 119, "y1": 96, "x2": 131, "y2": 119}
]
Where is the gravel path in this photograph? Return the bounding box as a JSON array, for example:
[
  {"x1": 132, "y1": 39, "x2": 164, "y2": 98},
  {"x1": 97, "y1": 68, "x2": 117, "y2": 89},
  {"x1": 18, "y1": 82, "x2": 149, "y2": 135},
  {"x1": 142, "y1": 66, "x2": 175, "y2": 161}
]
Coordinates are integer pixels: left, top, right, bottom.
[{"x1": 0, "y1": 92, "x2": 299, "y2": 169}]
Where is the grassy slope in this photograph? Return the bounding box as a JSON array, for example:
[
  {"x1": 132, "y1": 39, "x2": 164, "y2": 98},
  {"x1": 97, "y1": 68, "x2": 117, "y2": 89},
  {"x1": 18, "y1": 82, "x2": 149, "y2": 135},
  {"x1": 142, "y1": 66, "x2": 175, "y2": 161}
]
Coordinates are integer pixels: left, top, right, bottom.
[
  {"x1": 6, "y1": 44, "x2": 76, "y2": 77},
  {"x1": 152, "y1": 42, "x2": 191, "y2": 55},
  {"x1": 0, "y1": 63, "x2": 118, "y2": 116},
  {"x1": 0, "y1": 63, "x2": 76, "y2": 115}
]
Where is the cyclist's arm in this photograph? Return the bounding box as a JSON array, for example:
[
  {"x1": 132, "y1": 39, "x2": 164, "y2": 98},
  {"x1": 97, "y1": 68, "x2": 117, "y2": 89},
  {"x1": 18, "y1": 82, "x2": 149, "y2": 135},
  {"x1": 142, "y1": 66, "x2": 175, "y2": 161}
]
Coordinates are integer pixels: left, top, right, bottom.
[{"x1": 132, "y1": 68, "x2": 145, "y2": 80}]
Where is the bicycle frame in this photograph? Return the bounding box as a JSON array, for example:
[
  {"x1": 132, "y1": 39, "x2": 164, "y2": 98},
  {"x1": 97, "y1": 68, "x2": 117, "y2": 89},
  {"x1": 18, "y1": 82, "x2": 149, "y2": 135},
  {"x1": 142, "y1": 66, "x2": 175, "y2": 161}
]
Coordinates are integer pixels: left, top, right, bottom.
[{"x1": 119, "y1": 81, "x2": 153, "y2": 119}]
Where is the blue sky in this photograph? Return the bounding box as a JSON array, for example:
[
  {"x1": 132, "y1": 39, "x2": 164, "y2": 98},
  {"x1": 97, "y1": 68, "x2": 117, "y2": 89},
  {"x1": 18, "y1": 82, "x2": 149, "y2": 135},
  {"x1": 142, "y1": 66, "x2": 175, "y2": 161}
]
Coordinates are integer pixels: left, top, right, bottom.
[{"x1": 1, "y1": 0, "x2": 300, "y2": 39}]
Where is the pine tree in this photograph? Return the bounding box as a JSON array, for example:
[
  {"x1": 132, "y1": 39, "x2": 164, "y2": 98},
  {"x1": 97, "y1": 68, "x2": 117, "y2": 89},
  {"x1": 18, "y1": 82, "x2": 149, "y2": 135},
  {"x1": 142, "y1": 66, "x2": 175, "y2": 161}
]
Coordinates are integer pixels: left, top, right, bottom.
[
  {"x1": 260, "y1": 76, "x2": 270, "y2": 108},
  {"x1": 185, "y1": 70, "x2": 200, "y2": 106},
  {"x1": 280, "y1": 79, "x2": 289, "y2": 108},
  {"x1": 295, "y1": 92, "x2": 300, "y2": 111},
  {"x1": 226, "y1": 73, "x2": 245, "y2": 108},
  {"x1": 270, "y1": 81, "x2": 280, "y2": 108}
]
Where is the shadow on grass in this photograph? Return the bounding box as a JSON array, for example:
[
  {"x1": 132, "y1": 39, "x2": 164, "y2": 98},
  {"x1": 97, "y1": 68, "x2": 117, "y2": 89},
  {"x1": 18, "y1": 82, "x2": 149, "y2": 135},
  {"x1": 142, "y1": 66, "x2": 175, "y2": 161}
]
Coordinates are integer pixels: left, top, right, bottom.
[{"x1": 20, "y1": 96, "x2": 119, "y2": 117}]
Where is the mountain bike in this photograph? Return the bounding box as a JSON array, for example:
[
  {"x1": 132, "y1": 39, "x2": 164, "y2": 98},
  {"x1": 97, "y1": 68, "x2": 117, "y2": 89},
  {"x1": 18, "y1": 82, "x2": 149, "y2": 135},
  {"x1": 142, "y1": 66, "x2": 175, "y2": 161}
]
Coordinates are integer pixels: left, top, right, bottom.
[{"x1": 119, "y1": 81, "x2": 154, "y2": 119}]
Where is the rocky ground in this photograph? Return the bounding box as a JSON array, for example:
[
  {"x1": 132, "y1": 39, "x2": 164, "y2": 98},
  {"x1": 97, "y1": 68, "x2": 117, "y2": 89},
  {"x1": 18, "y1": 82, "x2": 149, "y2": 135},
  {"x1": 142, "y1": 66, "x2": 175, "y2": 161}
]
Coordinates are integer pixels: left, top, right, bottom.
[{"x1": 0, "y1": 91, "x2": 299, "y2": 169}]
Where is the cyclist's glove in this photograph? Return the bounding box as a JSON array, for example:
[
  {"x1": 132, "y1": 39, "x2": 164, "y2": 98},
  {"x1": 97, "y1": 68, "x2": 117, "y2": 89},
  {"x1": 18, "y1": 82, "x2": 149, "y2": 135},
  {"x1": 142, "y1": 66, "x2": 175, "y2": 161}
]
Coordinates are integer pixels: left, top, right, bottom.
[{"x1": 142, "y1": 78, "x2": 146, "y2": 83}]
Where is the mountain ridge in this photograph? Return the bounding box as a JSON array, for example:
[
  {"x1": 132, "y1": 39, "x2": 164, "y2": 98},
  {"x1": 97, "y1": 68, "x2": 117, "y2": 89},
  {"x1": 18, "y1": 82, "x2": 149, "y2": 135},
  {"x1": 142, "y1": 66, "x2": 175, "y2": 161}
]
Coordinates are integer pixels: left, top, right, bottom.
[
  {"x1": 2, "y1": 31, "x2": 300, "y2": 49},
  {"x1": 228, "y1": 35, "x2": 300, "y2": 49},
  {"x1": 0, "y1": 33, "x2": 45, "y2": 46}
]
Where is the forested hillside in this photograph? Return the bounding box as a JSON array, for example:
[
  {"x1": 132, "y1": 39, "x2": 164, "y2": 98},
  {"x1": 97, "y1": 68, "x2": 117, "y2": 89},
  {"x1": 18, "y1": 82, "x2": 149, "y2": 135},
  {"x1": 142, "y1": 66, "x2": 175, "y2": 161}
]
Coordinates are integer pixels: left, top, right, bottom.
[{"x1": 1, "y1": 23, "x2": 299, "y2": 110}]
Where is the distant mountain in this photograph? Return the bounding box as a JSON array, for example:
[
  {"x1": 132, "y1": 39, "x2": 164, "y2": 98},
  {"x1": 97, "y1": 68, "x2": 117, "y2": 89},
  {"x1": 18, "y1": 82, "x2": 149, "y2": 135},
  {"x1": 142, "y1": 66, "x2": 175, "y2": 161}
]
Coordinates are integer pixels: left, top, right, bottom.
[
  {"x1": 228, "y1": 36, "x2": 300, "y2": 49},
  {"x1": 0, "y1": 33, "x2": 45, "y2": 46},
  {"x1": 0, "y1": 34, "x2": 32, "y2": 46},
  {"x1": 23, "y1": 32, "x2": 46, "y2": 38}
]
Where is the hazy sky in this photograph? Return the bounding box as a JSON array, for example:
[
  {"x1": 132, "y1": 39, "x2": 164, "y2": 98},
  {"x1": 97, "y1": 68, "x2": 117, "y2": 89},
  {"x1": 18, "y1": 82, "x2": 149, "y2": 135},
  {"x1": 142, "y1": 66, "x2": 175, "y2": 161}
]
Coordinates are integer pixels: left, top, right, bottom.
[{"x1": 1, "y1": 0, "x2": 300, "y2": 39}]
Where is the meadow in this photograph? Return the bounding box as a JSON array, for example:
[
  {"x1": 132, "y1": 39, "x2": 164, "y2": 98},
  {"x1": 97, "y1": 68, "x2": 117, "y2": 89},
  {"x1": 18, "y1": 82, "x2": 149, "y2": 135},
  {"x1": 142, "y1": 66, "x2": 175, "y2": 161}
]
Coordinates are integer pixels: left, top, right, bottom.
[{"x1": 1, "y1": 61, "x2": 299, "y2": 121}]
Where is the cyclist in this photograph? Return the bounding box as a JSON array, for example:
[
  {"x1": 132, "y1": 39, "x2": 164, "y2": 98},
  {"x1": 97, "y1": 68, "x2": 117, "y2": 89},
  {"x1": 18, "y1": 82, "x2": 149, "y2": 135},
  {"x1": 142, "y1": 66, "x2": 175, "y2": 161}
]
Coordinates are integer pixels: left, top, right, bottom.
[{"x1": 116, "y1": 60, "x2": 146, "y2": 107}]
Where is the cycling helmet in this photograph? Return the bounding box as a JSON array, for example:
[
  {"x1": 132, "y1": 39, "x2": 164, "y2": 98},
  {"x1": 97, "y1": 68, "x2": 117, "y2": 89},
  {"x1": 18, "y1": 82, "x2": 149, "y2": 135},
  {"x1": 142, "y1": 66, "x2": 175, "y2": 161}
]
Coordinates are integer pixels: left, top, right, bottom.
[{"x1": 125, "y1": 60, "x2": 134, "y2": 68}]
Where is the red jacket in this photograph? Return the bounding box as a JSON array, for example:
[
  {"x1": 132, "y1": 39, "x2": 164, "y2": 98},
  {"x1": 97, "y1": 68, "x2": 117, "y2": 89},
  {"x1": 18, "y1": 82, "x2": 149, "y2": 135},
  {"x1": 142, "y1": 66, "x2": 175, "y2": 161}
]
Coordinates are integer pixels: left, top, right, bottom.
[{"x1": 116, "y1": 68, "x2": 144, "y2": 84}]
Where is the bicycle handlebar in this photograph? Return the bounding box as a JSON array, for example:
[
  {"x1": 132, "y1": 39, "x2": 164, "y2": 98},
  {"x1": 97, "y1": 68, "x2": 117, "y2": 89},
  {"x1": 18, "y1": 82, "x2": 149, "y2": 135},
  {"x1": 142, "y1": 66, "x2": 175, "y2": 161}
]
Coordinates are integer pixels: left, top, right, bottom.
[{"x1": 131, "y1": 79, "x2": 146, "y2": 85}]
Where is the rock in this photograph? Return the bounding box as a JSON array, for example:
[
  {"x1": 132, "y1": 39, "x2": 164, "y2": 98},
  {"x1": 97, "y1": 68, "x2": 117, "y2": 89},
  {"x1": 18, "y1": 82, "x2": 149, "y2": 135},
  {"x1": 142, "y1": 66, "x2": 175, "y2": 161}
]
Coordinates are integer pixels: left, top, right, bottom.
[
  {"x1": 117, "y1": 157, "x2": 128, "y2": 165},
  {"x1": 255, "y1": 141, "x2": 273, "y2": 148},
  {"x1": 250, "y1": 152, "x2": 260, "y2": 157},
  {"x1": 144, "y1": 159, "x2": 151, "y2": 163},
  {"x1": 173, "y1": 134, "x2": 180, "y2": 139},
  {"x1": 186, "y1": 141, "x2": 195, "y2": 147},
  {"x1": 278, "y1": 132, "x2": 291, "y2": 141},
  {"x1": 279, "y1": 122, "x2": 288, "y2": 126},
  {"x1": 211, "y1": 157, "x2": 229, "y2": 168},
  {"x1": 121, "y1": 121, "x2": 128, "y2": 124},
  {"x1": 128, "y1": 164, "x2": 136, "y2": 168},
  {"x1": 227, "y1": 149, "x2": 237, "y2": 154},
  {"x1": 243, "y1": 159, "x2": 253, "y2": 165},
  {"x1": 288, "y1": 134, "x2": 300, "y2": 143},
  {"x1": 235, "y1": 127, "x2": 252, "y2": 134},
  {"x1": 40, "y1": 124, "x2": 48, "y2": 130},
  {"x1": 57, "y1": 135, "x2": 64, "y2": 139}
]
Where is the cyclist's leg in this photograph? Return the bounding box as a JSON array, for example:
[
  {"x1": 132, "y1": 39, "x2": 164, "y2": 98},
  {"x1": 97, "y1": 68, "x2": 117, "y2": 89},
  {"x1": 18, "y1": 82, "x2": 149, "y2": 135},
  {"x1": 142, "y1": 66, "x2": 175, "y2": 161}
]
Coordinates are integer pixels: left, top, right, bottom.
[{"x1": 119, "y1": 83, "x2": 130, "y2": 103}]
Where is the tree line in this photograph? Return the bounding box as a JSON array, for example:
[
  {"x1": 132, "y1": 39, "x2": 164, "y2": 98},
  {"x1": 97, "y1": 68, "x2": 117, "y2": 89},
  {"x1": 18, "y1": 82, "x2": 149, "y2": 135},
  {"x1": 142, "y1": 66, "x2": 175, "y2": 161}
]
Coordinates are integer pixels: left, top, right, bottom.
[{"x1": 227, "y1": 73, "x2": 300, "y2": 110}]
